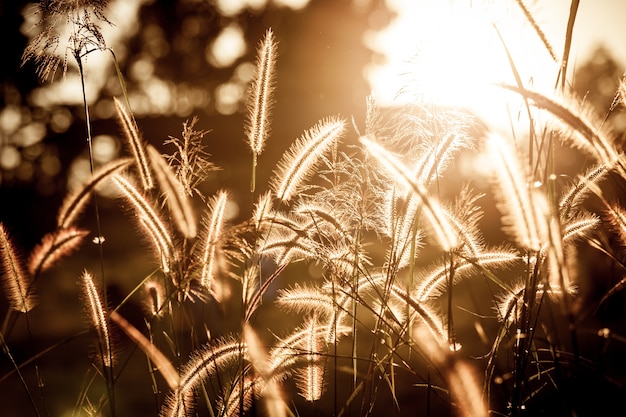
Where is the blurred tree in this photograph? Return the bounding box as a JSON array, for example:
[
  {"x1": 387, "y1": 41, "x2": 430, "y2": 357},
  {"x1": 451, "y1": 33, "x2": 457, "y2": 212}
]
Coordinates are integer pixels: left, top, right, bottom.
[
  {"x1": 573, "y1": 45, "x2": 626, "y2": 140},
  {"x1": 0, "y1": 0, "x2": 384, "y2": 245}
]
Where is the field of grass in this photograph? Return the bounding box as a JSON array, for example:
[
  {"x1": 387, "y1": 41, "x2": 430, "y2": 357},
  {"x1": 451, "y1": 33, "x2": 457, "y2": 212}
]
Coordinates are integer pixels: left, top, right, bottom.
[{"x1": 1, "y1": 1, "x2": 626, "y2": 416}]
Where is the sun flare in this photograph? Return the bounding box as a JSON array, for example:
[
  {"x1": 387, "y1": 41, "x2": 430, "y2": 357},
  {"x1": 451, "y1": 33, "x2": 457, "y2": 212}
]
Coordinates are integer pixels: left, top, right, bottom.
[{"x1": 365, "y1": 0, "x2": 561, "y2": 131}]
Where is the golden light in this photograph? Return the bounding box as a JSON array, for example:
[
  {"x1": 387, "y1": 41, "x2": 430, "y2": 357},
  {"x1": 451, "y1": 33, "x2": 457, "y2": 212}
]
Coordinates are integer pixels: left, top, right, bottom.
[{"x1": 365, "y1": 0, "x2": 562, "y2": 133}]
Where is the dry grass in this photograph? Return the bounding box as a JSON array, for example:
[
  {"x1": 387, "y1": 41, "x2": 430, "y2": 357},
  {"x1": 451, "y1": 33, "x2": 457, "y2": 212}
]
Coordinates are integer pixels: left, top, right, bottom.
[{"x1": 3, "y1": 2, "x2": 626, "y2": 417}]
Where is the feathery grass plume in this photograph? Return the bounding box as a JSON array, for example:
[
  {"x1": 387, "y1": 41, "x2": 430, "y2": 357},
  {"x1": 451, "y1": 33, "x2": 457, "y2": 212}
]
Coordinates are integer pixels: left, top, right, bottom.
[
  {"x1": 388, "y1": 283, "x2": 448, "y2": 346},
  {"x1": 199, "y1": 190, "x2": 229, "y2": 294},
  {"x1": 293, "y1": 316, "x2": 324, "y2": 402},
  {"x1": 57, "y1": 158, "x2": 132, "y2": 228},
  {"x1": 0, "y1": 224, "x2": 36, "y2": 312},
  {"x1": 321, "y1": 274, "x2": 386, "y2": 344},
  {"x1": 246, "y1": 28, "x2": 277, "y2": 193},
  {"x1": 147, "y1": 144, "x2": 197, "y2": 238},
  {"x1": 243, "y1": 323, "x2": 288, "y2": 417},
  {"x1": 109, "y1": 311, "x2": 179, "y2": 389},
  {"x1": 559, "y1": 162, "x2": 610, "y2": 219},
  {"x1": 561, "y1": 214, "x2": 600, "y2": 244},
  {"x1": 219, "y1": 376, "x2": 257, "y2": 417},
  {"x1": 111, "y1": 173, "x2": 174, "y2": 270},
  {"x1": 360, "y1": 135, "x2": 459, "y2": 251},
  {"x1": 81, "y1": 270, "x2": 114, "y2": 368},
  {"x1": 268, "y1": 318, "x2": 340, "y2": 373},
  {"x1": 415, "y1": 250, "x2": 520, "y2": 301},
  {"x1": 382, "y1": 191, "x2": 425, "y2": 269},
  {"x1": 241, "y1": 261, "x2": 260, "y2": 316},
  {"x1": 293, "y1": 201, "x2": 353, "y2": 243},
  {"x1": 257, "y1": 212, "x2": 318, "y2": 264},
  {"x1": 514, "y1": 0, "x2": 557, "y2": 62},
  {"x1": 114, "y1": 96, "x2": 154, "y2": 190},
  {"x1": 499, "y1": 85, "x2": 622, "y2": 171},
  {"x1": 265, "y1": 318, "x2": 330, "y2": 403},
  {"x1": 494, "y1": 282, "x2": 525, "y2": 324},
  {"x1": 412, "y1": 132, "x2": 470, "y2": 190},
  {"x1": 164, "y1": 117, "x2": 216, "y2": 196},
  {"x1": 446, "y1": 187, "x2": 486, "y2": 258},
  {"x1": 605, "y1": 204, "x2": 626, "y2": 246},
  {"x1": 496, "y1": 280, "x2": 572, "y2": 325},
  {"x1": 21, "y1": 0, "x2": 111, "y2": 81},
  {"x1": 486, "y1": 133, "x2": 542, "y2": 251},
  {"x1": 28, "y1": 227, "x2": 89, "y2": 276},
  {"x1": 444, "y1": 359, "x2": 487, "y2": 417},
  {"x1": 413, "y1": 326, "x2": 486, "y2": 417},
  {"x1": 164, "y1": 337, "x2": 245, "y2": 417},
  {"x1": 271, "y1": 117, "x2": 346, "y2": 202},
  {"x1": 545, "y1": 213, "x2": 572, "y2": 294},
  {"x1": 276, "y1": 284, "x2": 335, "y2": 317},
  {"x1": 143, "y1": 278, "x2": 167, "y2": 318},
  {"x1": 253, "y1": 191, "x2": 274, "y2": 231},
  {"x1": 373, "y1": 297, "x2": 408, "y2": 333}
]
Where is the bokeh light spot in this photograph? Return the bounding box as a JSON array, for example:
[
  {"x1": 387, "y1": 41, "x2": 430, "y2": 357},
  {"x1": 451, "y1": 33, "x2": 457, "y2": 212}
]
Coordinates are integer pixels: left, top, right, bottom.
[
  {"x1": 215, "y1": 0, "x2": 265, "y2": 17},
  {"x1": 143, "y1": 24, "x2": 169, "y2": 58},
  {"x1": 234, "y1": 62, "x2": 256, "y2": 84},
  {"x1": 273, "y1": 0, "x2": 311, "y2": 10},
  {"x1": 224, "y1": 200, "x2": 240, "y2": 221},
  {"x1": 14, "y1": 122, "x2": 47, "y2": 147},
  {"x1": 41, "y1": 154, "x2": 61, "y2": 177},
  {"x1": 142, "y1": 78, "x2": 173, "y2": 113},
  {"x1": 23, "y1": 143, "x2": 43, "y2": 160},
  {"x1": 93, "y1": 135, "x2": 119, "y2": 164},
  {"x1": 67, "y1": 157, "x2": 92, "y2": 193},
  {"x1": 0, "y1": 106, "x2": 22, "y2": 134},
  {"x1": 206, "y1": 24, "x2": 247, "y2": 68},
  {"x1": 215, "y1": 82, "x2": 244, "y2": 115},
  {"x1": 130, "y1": 58, "x2": 155, "y2": 82},
  {"x1": 50, "y1": 107, "x2": 73, "y2": 133},
  {"x1": 182, "y1": 16, "x2": 202, "y2": 38},
  {"x1": 0, "y1": 145, "x2": 21, "y2": 170},
  {"x1": 16, "y1": 160, "x2": 34, "y2": 181}
]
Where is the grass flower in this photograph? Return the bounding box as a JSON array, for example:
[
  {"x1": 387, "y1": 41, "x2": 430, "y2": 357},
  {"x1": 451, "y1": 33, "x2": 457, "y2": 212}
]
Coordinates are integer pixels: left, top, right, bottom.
[
  {"x1": 0, "y1": 224, "x2": 36, "y2": 312},
  {"x1": 272, "y1": 117, "x2": 346, "y2": 202},
  {"x1": 246, "y1": 29, "x2": 278, "y2": 193}
]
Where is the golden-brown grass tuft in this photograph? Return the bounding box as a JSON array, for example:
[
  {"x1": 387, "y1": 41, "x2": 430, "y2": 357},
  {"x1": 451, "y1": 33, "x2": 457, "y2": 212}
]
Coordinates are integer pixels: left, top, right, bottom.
[
  {"x1": 271, "y1": 117, "x2": 346, "y2": 202},
  {"x1": 0, "y1": 223, "x2": 36, "y2": 312}
]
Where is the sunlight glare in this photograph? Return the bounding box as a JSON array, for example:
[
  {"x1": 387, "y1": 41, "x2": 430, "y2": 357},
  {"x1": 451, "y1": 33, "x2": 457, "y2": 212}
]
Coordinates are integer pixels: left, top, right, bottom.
[{"x1": 365, "y1": 0, "x2": 561, "y2": 132}]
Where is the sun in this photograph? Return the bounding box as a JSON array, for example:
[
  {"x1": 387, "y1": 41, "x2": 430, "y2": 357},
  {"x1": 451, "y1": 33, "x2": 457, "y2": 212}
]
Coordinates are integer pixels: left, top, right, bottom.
[{"x1": 364, "y1": 0, "x2": 561, "y2": 132}]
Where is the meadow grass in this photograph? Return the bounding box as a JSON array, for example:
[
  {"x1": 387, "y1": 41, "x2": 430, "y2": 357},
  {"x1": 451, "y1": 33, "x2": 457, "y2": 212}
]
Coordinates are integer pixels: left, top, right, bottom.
[{"x1": 2, "y1": 1, "x2": 626, "y2": 416}]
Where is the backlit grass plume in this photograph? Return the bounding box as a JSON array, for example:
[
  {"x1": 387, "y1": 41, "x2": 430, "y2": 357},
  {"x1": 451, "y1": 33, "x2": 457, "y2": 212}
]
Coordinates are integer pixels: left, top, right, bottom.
[
  {"x1": 501, "y1": 85, "x2": 624, "y2": 175},
  {"x1": 360, "y1": 135, "x2": 459, "y2": 251},
  {"x1": 246, "y1": 29, "x2": 277, "y2": 193},
  {"x1": 271, "y1": 117, "x2": 346, "y2": 202},
  {"x1": 199, "y1": 190, "x2": 229, "y2": 294},
  {"x1": 57, "y1": 158, "x2": 132, "y2": 229},
  {"x1": 81, "y1": 270, "x2": 114, "y2": 368},
  {"x1": 147, "y1": 144, "x2": 197, "y2": 239},
  {"x1": 114, "y1": 96, "x2": 154, "y2": 190},
  {"x1": 21, "y1": 0, "x2": 111, "y2": 81},
  {"x1": 28, "y1": 227, "x2": 89, "y2": 277},
  {"x1": 111, "y1": 173, "x2": 174, "y2": 272},
  {"x1": 110, "y1": 311, "x2": 179, "y2": 390},
  {"x1": 0, "y1": 223, "x2": 36, "y2": 312},
  {"x1": 486, "y1": 133, "x2": 544, "y2": 251},
  {"x1": 163, "y1": 337, "x2": 245, "y2": 417}
]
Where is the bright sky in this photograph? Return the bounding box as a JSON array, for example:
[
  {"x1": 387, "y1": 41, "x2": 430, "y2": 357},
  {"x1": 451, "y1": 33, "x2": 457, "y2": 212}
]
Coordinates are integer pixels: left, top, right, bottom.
[{"x1": 364, "y1": 0, "x2": 626, "y2": 131}]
